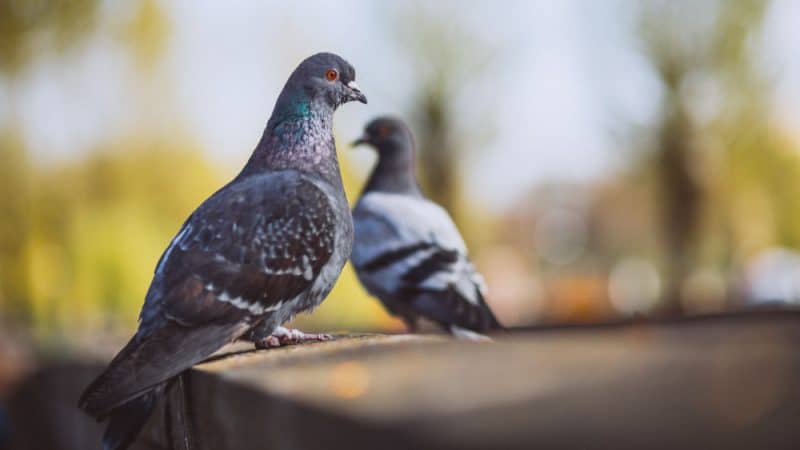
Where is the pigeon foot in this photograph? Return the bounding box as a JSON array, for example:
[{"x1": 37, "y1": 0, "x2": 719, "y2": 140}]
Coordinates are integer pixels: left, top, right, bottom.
[{"x1": 254, "y1": 326, "x2": 332, "y2": 349}]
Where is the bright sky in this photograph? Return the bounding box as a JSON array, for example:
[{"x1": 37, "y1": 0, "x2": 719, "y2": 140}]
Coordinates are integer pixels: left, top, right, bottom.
[{"x1": 6, "y1": 0, "x2": 800, "y2": 212}]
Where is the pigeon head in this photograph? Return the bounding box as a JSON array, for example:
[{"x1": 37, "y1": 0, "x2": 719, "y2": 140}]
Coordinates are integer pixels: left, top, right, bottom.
[
  {"x1": 353, "y1": 117, "x2": 421, "y2": 196},
  {"x1": 280, "y1": 52, "x2": 367, "y2": 113},
  {"x1": 352, "y1": 116, "x2": 414, "y2": 158},
  {"x1": 247, "y1": 53, "x2": 367, "y2": 183}
]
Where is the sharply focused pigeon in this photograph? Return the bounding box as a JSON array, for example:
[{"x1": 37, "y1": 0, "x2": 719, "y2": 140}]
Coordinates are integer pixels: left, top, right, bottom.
[
  {"x1": 351, "y1": 117, "x2": 502, "y2": 340},
  {"x1": 79, "y1": 52, "x2": 366, "y2": 450}
]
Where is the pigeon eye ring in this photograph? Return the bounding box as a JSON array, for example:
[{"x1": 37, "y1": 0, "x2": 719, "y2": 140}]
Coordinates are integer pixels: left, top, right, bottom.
[{"x1": 325, "y1": 69, "x2": 339, "y2": 81}]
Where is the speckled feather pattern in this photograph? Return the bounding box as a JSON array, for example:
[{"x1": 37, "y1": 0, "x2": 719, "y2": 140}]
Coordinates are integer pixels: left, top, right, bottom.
[
  {"x1": 143, "y1": 172, "x2": 339, "y2": 324},
  {"x1": 244, "y1": 107, "x2": 342, "y2": 186}
]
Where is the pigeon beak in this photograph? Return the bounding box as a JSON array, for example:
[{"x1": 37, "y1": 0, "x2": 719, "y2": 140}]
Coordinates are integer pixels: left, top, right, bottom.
[
  {"x1": 351, "y1": 135, "x2": 370, "y2": 148},
  {"x1": 346, "y1": 81, "x2": 367, "y2": 104}
]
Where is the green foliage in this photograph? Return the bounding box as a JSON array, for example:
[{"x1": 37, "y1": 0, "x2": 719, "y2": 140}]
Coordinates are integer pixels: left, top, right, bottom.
[
  {"x1": 0, "y1": 0, "x2": 100, "y2": 75},
  {"x1": 0, "y1": 134, "x2": 219, "y2": 336},
  {"x1": 118, "y1": 0, "x2": 169, "y2": 71},
  {"x1": 395, "y1": 4, "x2": 496, "y2": 218},
  {"x1": 0, "y1": 126, "x2": 33, "y2": 322},
  {"x1": 634, "y1": 0, "x2": 800, "y2": 312}
]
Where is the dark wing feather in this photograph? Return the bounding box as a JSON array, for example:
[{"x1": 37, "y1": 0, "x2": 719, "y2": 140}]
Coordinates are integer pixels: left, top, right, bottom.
[
  {"x1": 400, "y1": 246, "x2": 459, "y2": 284},
  {"x1": 79, "y1": 315, "x2": 249, "y2": 419},
  {"x1": 395, "y1": 246, "x2": 502, "y2": 332},
  {"x1": 405, "y1": 283, "x2": 502, "y2": 332},
  {"x1": 150, "y1": 171, "x2": 336, "y2": 325},
  {"x1": 80, "y1": 171, "x2": 337, "y2": 418},
  {"x1": 352, "y1": 192, "x2": 501, "y2": 332}
]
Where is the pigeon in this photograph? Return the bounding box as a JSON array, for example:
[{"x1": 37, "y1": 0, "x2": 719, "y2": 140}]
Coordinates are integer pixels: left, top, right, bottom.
[
  {"x1": 351, "y1": 117, "x2": 502, "y2": 340},
  {"x1": 79, "y1": 52, "x2": 366, "y2": 450}
]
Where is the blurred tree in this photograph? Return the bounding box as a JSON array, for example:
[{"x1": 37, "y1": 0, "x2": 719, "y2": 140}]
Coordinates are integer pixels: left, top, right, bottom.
[
  {"x1": 23, "y1": 137, "x2": 223, "y2": 340},
  {"x1": 118, "y1": 0, "x2": 169, "y2": 72},
  {"x1": 0, "y1": 0, "x2": 96, "y2": 329},
  {"x1": 0, "y1": 0, "x2": 396, "y2": 342},
  {"x1": 395, "y1": 5, "x2": 495, "y2": 218},
  {"x1": 0, "y1": 0, "x2": 99, "y2": 75},
  {"x1": 638, "y1": 0, "x2": 785, "y2": 314},
  {"x1": 0, "y1": 127, "x2": 33, "y2": 322},
  {"x1": 0, "y1": 0, "x2": 170, "y2": 334},
  {"x1": 708, "y1": 1, "x2": 800, "y2": 253}
]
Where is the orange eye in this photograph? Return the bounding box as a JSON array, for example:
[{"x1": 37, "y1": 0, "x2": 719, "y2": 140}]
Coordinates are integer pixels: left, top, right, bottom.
[
  {"x1": 325, "y1": 69, "x2": 338, "y2": 81},
  {"x1": 378, "y1": 126, "x2": 390, "y2": 137}
]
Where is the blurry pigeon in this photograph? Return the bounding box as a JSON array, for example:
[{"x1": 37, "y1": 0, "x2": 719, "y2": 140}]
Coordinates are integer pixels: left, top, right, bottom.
[
  {"x1": 79, "y1": 52, "x2": 366, "y2": 450},
  {"x1": 351, "y1": 117, "x2": 502, "y2": 340}
]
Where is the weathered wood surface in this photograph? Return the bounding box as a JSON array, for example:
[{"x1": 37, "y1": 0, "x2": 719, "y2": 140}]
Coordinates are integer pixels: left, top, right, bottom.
[{"x1": 7, "y1": 311, "x2": 800, "y2": 450}]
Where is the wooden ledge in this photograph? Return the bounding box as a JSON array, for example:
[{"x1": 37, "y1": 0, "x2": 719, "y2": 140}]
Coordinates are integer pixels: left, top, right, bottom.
[{"x1": 6, "y1": 312, "x2": 800, "y2": 450}]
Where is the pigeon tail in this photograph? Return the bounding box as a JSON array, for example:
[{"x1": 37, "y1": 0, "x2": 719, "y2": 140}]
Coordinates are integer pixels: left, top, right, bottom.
[
  {"x1": 80, "y1": 333, "x2": 149, "y2": 420},
  {"x1": 79, "y1": 320, "x2": 248, "y2": 419},
  {"x1": 409, "y1": 287, "x2": 504, "y2": 334},
  {"x1": 101, "y1": 386, "x2": 162, "y2": 450},
  {"x1": 476, "y1": 289, "x2": 505, "y2": 332}
]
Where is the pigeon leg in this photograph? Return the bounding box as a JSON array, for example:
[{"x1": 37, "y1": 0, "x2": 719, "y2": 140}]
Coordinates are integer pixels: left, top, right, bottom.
[{"x1": 253, "y1": 326, "x2": 332, "y2": 348}]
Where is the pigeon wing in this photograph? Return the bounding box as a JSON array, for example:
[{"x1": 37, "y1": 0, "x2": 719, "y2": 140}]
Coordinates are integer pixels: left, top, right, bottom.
[
  {"x1": 80, "y1": 171, "x2": 337, "y2": 418},
  {"x1": 352, "y1": 192, "x2": 466, "y2": 293},
  {"x1": 151, "y1": 171, "x2": 337, "y2": 325},
  {"x1": 352, "y1": 192, "x2": 499, "y2": 330}
]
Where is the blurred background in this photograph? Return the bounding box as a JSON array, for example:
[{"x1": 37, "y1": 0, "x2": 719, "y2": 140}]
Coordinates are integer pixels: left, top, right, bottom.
[{"x1": 1, "y1": 0, "x2": 800, "y2": 389}]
